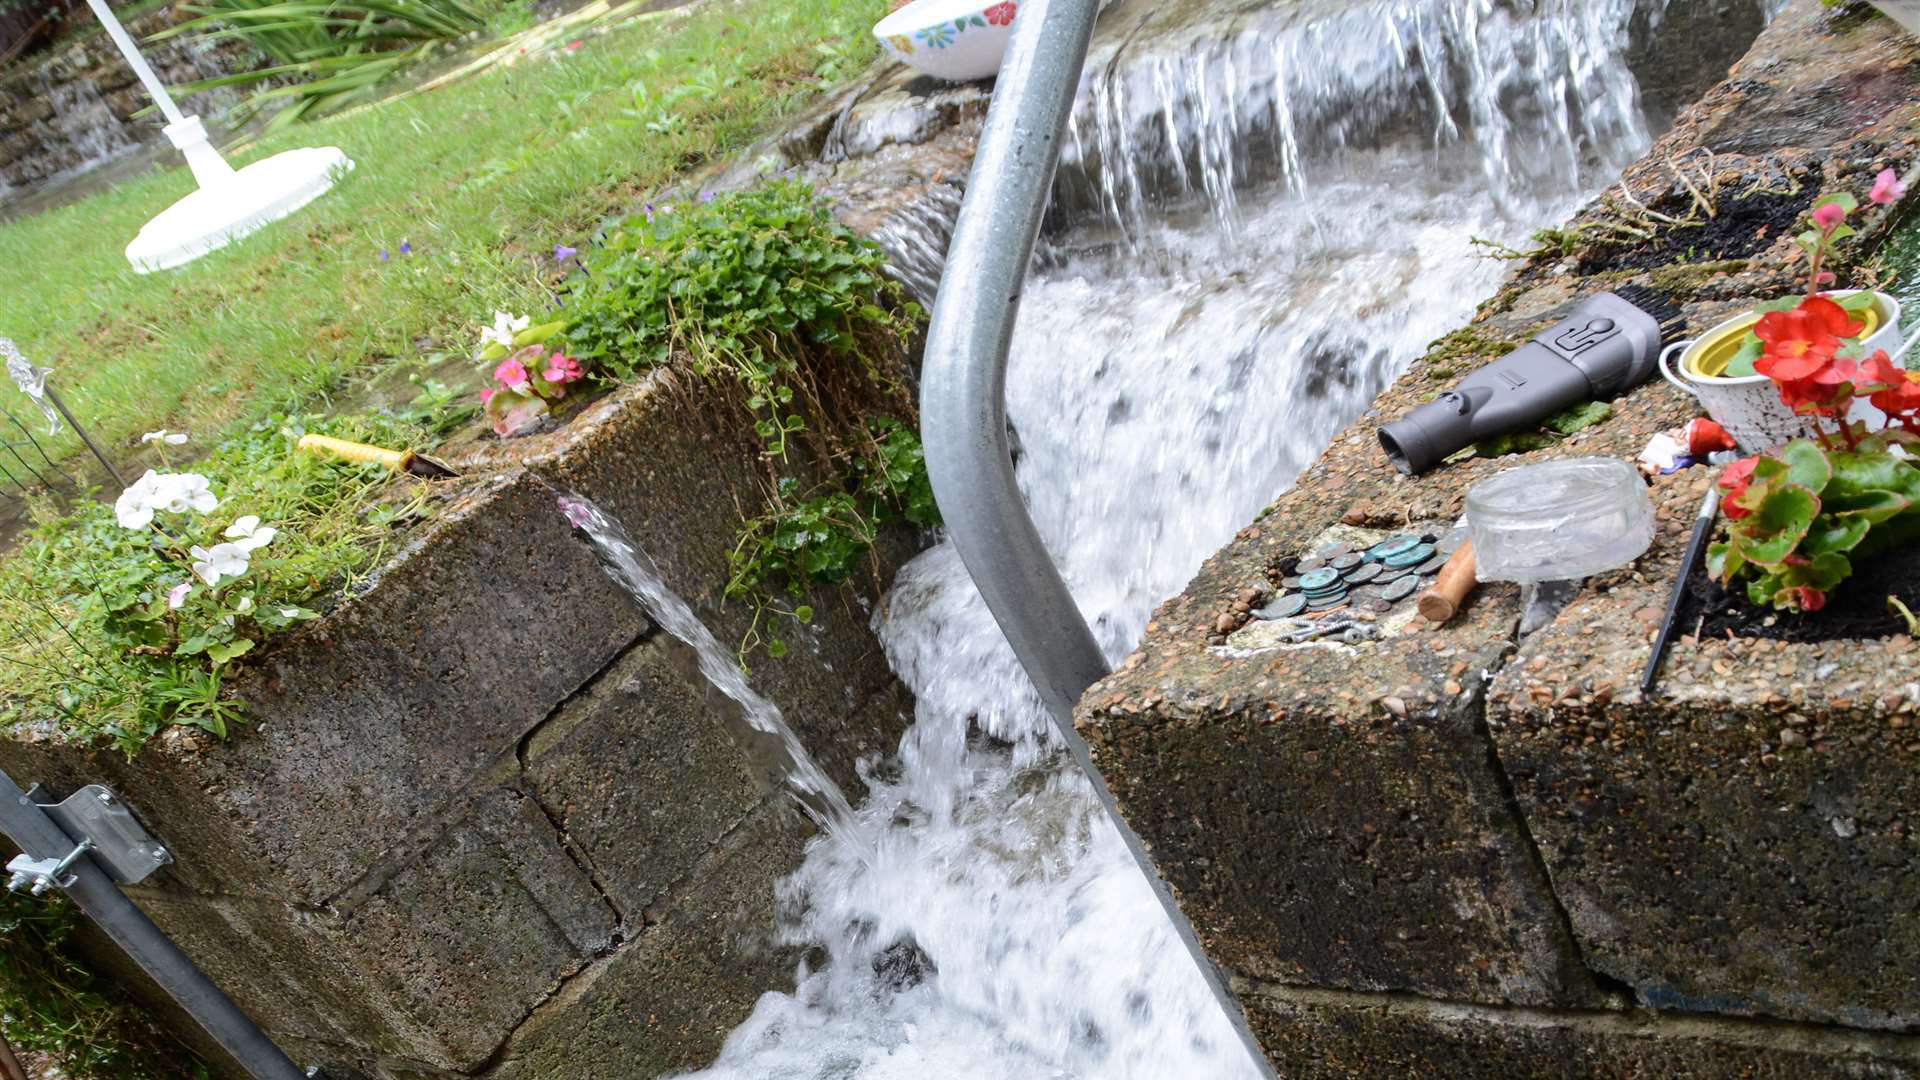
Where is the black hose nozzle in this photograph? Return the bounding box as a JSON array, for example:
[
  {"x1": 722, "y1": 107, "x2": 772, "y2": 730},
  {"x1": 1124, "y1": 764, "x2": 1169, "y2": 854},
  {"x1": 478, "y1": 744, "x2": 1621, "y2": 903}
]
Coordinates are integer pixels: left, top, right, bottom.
[{"x1": 1378, "y1": 291, "x2": 1669, "y2": 475}]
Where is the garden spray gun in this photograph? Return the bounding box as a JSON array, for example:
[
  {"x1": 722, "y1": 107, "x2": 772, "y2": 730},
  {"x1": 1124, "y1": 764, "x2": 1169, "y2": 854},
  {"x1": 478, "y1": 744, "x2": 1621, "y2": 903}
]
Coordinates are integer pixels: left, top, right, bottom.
[{"x1": 1378, "y1": 286, "x2": 1682, "y2": 474}]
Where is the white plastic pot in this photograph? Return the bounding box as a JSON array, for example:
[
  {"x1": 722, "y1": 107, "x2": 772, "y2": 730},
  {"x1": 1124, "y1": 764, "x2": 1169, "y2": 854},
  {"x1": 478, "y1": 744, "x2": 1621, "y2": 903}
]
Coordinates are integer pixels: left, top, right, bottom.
[
  {"x1": 1659, "y1": 290, "x2": 1918, "y2": 454},
  {"x1": 874, "y1": 0, "x2": 1022, "y2": 82}
]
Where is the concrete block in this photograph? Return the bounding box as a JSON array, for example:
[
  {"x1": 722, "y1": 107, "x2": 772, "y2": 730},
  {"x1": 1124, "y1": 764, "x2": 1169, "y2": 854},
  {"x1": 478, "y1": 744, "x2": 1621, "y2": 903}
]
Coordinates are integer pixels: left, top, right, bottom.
[
  {"x1": 1238, "y1": 980, "x2": 1920, "y2": 1079},
  {"x1": 1488, "y1": 515, "x2": 1920, "y2": 1031},
  {"x1": 486, "y1": 804, "x2": 809, "y2": 1079},
  {"x1": 522, "y1": 638, "x2": 765, "y2": 917}
]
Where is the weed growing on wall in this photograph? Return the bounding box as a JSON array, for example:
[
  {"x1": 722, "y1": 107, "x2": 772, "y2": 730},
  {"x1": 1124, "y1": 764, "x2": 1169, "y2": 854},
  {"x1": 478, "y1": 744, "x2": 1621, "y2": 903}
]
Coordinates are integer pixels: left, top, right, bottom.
[
  {"x1": 0, "y1": 891, "x2": 207, "y2": 1078},
  {"x1": 0, "y1": 413, "x2": 437, "y2": 753},
  {"x1": 549, "y1": 182, "x2": 939, "y2": 659}
]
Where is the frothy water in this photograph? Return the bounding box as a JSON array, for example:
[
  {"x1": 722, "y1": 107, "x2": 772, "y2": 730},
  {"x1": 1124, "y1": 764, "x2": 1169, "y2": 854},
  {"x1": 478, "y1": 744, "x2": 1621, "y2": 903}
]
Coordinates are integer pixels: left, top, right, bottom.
[
  {"x1": 556, "y1": 492, "x2": 860, "y2": 835},
  {"x1": 677, "y1": 1, "x2": 1763, "y2": 1077}
]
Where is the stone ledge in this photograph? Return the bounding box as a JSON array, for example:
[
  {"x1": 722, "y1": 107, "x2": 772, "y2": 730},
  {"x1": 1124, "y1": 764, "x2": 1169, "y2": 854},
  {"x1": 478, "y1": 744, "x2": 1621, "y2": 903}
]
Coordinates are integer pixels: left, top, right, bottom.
[
  {"x1": 1077, "y1": 2, "x2": 1920, "y2": 1072},
  {"x1": 1235, "y1": 979, "x2": 1920, "y2": 1079}
]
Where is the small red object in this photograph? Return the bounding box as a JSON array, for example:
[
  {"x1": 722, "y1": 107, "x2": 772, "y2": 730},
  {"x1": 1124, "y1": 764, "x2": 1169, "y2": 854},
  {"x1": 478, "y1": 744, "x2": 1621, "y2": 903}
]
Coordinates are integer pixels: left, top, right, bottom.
[{"x1": 1682, "y1": 418, "x2": 1735, "y2": 455}]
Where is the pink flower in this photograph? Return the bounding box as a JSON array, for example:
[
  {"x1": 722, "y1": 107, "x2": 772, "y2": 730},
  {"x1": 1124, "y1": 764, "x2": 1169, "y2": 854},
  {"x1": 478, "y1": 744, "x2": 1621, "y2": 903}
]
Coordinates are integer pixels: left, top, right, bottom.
[
  {"x1": 479, "y1": 387, "x2": 495, "y2": 404},
  {"x1": 494, "y1": 358, "x2": 531, "y2": 393},
  {"x1": 167, "y1": 582, "x2": 191, "y2": 610},
  {"x1": 1871, "y1": 167, "x2": 1908, "y2": 206},
  {"x1": 542, "y1": 352, "x2": 584, "y2": 385},
  {"x1": 1812, "y1": 201, "x2": 1848, "y2": 231}
]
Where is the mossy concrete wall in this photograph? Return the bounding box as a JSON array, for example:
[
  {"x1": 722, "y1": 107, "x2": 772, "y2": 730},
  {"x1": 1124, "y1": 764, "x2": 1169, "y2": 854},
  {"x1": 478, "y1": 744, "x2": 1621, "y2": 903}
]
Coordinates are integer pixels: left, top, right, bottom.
[
  {"x1": 0, "y1": 369, "x2": 918, "y2": 1079},
  {"x1": 1080, "y1": 3, "x2": 1920, "y2": 1076}
]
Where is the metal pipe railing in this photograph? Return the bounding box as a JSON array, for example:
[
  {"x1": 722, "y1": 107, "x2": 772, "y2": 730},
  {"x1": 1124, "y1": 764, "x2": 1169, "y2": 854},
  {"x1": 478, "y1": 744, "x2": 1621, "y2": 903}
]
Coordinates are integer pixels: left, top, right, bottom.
[
  {"x1": 917, "y1": 4, "x2": 1278, "y2": 1075},
  {"x1": 0, "y1": 769, "x2": 306, "y2": 1080},
  {"x1": 918, "y1": 0, "x2": 1109, "y2": 726}
]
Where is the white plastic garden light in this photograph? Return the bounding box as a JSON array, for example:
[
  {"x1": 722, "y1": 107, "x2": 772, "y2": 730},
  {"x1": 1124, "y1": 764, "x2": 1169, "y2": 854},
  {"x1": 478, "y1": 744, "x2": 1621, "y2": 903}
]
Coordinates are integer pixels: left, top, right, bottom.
[{"x1": 83, "y1": 0, "x2": 354, "y2": 272}]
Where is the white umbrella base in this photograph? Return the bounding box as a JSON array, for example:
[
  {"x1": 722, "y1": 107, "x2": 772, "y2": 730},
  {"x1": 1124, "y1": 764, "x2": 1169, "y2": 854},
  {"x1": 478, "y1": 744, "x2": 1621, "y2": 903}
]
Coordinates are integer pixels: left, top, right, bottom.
[{"x1": 126, "y1": 147, "x2": 355, "y2": 273}]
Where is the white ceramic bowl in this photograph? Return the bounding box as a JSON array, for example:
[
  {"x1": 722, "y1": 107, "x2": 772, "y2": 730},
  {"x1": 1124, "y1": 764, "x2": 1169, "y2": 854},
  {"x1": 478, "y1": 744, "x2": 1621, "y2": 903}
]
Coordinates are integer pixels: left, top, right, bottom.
[{"x1": 874, "y1": 0, "x2": 1022, "y2": 83}]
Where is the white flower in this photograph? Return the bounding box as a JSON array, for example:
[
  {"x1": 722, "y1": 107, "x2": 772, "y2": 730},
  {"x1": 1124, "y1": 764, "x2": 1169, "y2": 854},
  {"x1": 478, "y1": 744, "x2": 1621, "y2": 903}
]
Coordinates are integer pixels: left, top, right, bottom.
[
  {"x1": 190, "y1": 542, "x2": 251, "y2": 586},
  {"x1": 234, "y1": 595, "x2": 253, "y2": 614},
  {"x1": 166, "y1": 582, "x2": 191, "y2": 610},
  {"x1": 223, "y1": 515, "x2": 278, "y2": 552},
  {"x1": 158, "y1": 474, "x2": 217, "y2": 514},
  {"x1": 279, "y1": 608, "x2": 301, "y2": 618},
  {"x1": 114, "y1": 470, "x2": 164, "y2": 529},
  {"x1": 480, "y1": 311, "x2": 530, "y2": 349},
  {"x1": 141, "y1": 430, "x2": 189, "y2": 446}
]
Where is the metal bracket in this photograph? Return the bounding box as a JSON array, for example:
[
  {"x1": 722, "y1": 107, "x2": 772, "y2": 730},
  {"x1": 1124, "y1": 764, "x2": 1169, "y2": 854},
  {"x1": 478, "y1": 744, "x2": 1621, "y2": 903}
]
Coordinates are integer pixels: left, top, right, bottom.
[{"x1": 14, "y1": 784, "x2": 172, "y2": 886}]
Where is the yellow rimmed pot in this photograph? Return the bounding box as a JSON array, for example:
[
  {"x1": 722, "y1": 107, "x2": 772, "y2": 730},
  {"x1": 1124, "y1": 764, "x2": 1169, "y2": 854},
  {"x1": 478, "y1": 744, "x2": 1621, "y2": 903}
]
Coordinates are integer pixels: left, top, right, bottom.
[{"x1": 1658, "y1": 290, "x2": 1917, "y2": 454}]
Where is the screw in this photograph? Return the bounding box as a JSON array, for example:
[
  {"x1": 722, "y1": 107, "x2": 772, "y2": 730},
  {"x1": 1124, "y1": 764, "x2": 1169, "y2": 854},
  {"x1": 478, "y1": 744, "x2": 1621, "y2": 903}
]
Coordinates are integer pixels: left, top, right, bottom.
[
  {"x1": 96, "y1": 791, "x2": 114, "y2": 805},
  {"x1": 6, "y1": 873, "x2": 29, "y2": 893},
  {"x1": 29, "y1": 877, "x2": 51, "y2": 896},
  {"x1": 151, "y1": 846, "x2": 168, "y2": 862}
]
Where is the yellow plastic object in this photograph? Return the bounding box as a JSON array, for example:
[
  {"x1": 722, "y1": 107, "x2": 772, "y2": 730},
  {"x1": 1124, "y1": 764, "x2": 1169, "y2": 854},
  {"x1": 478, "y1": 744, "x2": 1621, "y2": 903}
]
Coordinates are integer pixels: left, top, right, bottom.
[
  {"x1": 296, "y1": 433, "x2": 408, "y2": 471},
  {"x1": 1686, "y1": 305, "x2": 1883, "y2": 378}
]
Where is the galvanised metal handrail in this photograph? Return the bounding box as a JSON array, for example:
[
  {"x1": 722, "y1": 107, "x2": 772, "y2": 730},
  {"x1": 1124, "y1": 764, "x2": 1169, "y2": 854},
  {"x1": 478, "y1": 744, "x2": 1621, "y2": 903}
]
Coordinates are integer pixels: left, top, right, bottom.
[
  {"x1": 0, "y1": 769, "x2": 306, "y2": 1080},
  {"x1": 919, "y1": 0, "x2": 1109, "y2": 729},
  {"x1": 918, "y1": 4, "x2": 1277, "y2": 1074}
]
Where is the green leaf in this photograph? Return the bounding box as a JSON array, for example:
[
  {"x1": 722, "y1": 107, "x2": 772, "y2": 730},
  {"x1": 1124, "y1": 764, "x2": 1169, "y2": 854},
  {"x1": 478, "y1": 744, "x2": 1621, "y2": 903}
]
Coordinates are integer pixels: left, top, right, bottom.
[
  {"x1": 1838, "y1": 290, "x2": 1877, "y2": 314},
  {"x1": 766, "y1": 638, "x2": 789, "y2": 659},
  {"x1": 207, "y1": 639, "x2": 256, "y2": 664},
  {"x1": 1813, "y1": 192, "x2": 1859, "y2": 214},
  {"x1": 1722, "y1": 334, "x2": 1764, "y2": 378},
  {"x1": 1802, "y1": 515, "x2": 1870, "y2": 556},
  {"x1": 792, "y1": 605, "x2": 814, "y2": 625},
  {"x1": 1730, "y1": 483, "x2": 1818, "y2": 566},
  {"x1": 1779, "y1": 439, "x2": 1832, "y2": 494}
]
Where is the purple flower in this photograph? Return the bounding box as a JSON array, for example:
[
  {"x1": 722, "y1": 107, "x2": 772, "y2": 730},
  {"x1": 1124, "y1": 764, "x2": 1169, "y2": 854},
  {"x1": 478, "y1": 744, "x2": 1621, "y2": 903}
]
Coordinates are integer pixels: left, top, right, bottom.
[
  {"x1": 399, "y1": 240, "x2": 412, "y2": 255},
  {"x1": 643, "y1": 203, "x2": 655, "y2": 221},
  {"x1": 378, "y1": 249, "x2": 390, "y2": 262},
  {"x1": 555, "y1": 244, "x2": 578, "y2": 263},
  {"x1": 698, "y1": 189, "x2": 716, "y2": 204}
]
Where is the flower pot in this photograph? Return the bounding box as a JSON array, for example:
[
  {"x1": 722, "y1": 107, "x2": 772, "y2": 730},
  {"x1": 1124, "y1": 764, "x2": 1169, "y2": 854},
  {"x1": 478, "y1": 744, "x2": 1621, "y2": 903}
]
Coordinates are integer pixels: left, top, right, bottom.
[
  {"x1": 1658, "y1": 290, "x2": 1918, "y2": 454},
  {"x1": 874, "y1": 0, "x2": 1021, "y2": 82}
]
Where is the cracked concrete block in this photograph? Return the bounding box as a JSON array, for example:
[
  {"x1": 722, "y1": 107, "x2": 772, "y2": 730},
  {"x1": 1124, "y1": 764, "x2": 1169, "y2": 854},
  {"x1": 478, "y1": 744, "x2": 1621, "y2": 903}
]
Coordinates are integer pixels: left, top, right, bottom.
[
  {"x1": 337, "y1": 788, "x2": 621, "y2": 1070},
  {"x1": 523, "y1": 638, "x2": 765, "y2": 918},
  {"x1": 486, "y1": 804, "x2": 810, "y2": 1079},
  {"x1": 1487, "y1": 469, "x2": 1920, "y2": 1032},
  {"x1": 1236, "y1": 980, "x2": 1920, "y2": 1079},
  {"x1": 118, "y1": 890, "x2": 434, "y2": 1060},
  {"x1": 116, "y1": 788, "x2": 618, "y2": 1073}
]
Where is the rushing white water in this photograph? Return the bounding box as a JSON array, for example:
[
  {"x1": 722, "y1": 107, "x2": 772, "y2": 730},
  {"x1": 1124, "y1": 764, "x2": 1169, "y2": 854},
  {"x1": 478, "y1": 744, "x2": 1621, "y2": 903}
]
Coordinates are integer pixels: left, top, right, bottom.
[{"x1": 678, "y1": 2, "x2": 1764, "y2": 1077}]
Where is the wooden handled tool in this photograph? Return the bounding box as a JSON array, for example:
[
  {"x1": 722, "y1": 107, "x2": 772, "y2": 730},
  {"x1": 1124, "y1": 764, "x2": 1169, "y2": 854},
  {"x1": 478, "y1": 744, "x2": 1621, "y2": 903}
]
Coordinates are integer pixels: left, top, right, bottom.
[{"x1": 1418, "y1": 540, "x2": 1477, "y2": 623}]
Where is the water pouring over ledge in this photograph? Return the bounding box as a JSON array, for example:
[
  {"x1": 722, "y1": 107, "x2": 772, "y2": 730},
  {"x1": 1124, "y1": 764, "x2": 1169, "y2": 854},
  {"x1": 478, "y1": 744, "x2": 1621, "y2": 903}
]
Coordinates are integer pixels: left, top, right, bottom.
[
  {"x1": 77, "y1": 0, "x2": 352, "y2": 271},
  {"x1": 694, "y1": 1, "x2": 1769, "y2": 1075}
]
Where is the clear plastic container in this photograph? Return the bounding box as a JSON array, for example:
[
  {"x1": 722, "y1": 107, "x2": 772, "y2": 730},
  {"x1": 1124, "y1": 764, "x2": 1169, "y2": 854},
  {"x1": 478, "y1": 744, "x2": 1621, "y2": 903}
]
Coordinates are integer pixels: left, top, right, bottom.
[{"x1": 1465, "y1": 457, "x2": 1654, "y2": 584}]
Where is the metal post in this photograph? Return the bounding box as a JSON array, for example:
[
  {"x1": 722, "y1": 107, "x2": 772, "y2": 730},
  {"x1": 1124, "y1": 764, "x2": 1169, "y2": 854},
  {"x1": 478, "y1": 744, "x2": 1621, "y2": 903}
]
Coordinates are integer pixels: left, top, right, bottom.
[
  {"x1": 917, "y1": 3, "x2": 1278, "y2": 1074},
  {"x1": 43, "y1": 384, "x2": 125, "y2": 489},
  {"x1": 0, "y1": 770, "x2": 305, "y2": 1080}
]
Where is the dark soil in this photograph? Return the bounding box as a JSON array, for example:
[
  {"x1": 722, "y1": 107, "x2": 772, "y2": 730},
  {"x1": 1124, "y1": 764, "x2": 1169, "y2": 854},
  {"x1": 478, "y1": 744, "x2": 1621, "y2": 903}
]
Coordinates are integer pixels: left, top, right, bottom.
[
  {"x1": 1578, "y1": 188, "x2": 1817, "y2": 275},
  {"x1": 1680, "y1": 546, "x2": 1920, "y2": 644}
]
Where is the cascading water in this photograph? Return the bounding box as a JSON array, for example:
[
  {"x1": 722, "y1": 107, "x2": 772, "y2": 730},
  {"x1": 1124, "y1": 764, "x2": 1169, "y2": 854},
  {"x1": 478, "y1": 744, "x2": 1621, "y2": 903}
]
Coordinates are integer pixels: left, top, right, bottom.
[
  {"x1": 677, "y1": 1, "x2": 1769, "y2": 1076},
  {"x1": 556, "y1": 492, "x2": 860, "y2": 835}
]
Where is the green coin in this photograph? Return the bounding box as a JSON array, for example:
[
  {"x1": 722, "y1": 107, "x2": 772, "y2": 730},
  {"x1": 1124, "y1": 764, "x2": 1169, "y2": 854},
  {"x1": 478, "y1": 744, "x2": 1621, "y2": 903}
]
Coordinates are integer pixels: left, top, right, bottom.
[
  {"x1": 1368, "y1": 535, "x2": 1421, "y2": 562},
  {"x1": 1381, "y1": 576, "x2": 1421, "y2": 602},
  {"x1": 1257, "y1": 594, "x2": 1308, "y2": 619},
  {"x1": 1385, "y1": 543, "x2": 1437, "y2": 570},
  {"x1": 1299, "y1": 567, "x2": 1341, "y2": 590}
]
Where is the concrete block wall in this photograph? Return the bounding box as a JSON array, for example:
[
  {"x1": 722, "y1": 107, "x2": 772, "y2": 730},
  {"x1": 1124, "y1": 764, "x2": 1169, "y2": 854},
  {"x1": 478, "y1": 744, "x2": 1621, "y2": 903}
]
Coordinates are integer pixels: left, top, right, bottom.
[{"x1": 0, "y1": 371, "x2": 919, "y2": 1079}]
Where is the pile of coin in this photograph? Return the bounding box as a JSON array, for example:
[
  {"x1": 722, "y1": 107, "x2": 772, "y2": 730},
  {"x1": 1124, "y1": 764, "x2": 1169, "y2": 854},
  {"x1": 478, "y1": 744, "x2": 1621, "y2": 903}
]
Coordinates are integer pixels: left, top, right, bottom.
[{"x1": 1256, "y1": 531, "x2": 1462, "y2": 621}]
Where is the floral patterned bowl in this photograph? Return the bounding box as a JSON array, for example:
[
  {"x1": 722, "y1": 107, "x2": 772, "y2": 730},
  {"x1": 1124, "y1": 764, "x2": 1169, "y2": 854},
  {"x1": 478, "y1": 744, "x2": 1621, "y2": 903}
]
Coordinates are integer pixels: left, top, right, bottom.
[{"x1": 874, "y1": 0, "x2": 1021, "y2": 83}]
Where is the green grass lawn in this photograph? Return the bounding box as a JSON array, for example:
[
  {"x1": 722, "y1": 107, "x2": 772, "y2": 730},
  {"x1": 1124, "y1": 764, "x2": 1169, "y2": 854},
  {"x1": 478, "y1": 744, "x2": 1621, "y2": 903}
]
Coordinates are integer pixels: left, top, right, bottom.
[{"x1": 0, "y1": 0, "x2": 888, "y2": 470}]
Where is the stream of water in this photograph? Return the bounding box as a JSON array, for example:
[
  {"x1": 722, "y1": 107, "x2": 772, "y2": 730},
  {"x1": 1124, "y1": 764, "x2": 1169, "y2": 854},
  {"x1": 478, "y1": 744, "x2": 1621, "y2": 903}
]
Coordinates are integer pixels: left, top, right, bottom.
[{"x1": 568, "y1": 1, "x2": 1767, "y2": 1076}]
